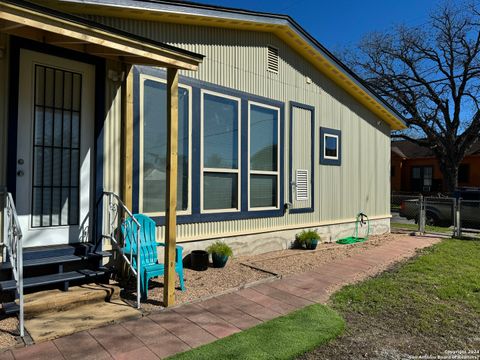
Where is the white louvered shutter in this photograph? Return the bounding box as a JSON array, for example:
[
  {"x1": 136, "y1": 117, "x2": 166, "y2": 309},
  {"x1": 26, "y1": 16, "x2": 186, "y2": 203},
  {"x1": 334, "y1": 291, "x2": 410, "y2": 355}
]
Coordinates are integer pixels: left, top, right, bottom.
[
  {"x1": 267, "y1": 46, "x2": 279, "y2": 73},
  {"x1": 295, "y1": 169, "x2": 309, "y2": 201}
]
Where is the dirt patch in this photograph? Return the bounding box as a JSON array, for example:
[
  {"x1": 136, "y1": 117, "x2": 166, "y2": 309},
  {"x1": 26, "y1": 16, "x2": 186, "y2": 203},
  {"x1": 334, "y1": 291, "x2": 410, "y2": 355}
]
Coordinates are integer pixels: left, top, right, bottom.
[{"x1": 299, "y1": 295, "x2": 480, "y2": 360}]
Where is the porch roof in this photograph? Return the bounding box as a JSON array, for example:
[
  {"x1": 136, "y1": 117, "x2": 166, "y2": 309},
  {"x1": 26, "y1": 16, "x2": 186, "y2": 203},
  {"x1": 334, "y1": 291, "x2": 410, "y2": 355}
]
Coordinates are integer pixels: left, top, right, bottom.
[{"x1": 0, "y1": 0, "x2": 204, "y2": 70}]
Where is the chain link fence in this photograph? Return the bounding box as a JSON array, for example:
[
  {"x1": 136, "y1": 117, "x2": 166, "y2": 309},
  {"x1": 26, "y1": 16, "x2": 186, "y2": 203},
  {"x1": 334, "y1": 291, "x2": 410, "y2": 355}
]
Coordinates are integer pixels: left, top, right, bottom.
[
  {"x1": 422, "y1": 196, "x2": 456, "y2": 236},
  {"x1": 391, "y1": 193, "x2": 422, "y2": 232},
  {"x1": 458, "y1": 199, "x2": 480, "y2": 237},
  {"x1": 391, "y1": 193, "x2": 480, "y2": 238}
]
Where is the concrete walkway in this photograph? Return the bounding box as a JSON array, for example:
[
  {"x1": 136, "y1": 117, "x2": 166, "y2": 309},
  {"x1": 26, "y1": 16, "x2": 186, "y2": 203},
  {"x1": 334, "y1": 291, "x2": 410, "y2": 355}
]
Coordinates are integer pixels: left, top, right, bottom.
[{"x1": 1, "y1": 235, "x2": 440, "y2": 360}]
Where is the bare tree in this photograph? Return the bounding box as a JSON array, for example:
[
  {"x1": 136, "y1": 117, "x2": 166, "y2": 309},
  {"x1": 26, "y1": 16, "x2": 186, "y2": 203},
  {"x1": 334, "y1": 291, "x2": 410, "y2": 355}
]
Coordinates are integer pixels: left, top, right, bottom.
[{"x1": 347, "y1": 2, "x2": 480, "y2": 192}]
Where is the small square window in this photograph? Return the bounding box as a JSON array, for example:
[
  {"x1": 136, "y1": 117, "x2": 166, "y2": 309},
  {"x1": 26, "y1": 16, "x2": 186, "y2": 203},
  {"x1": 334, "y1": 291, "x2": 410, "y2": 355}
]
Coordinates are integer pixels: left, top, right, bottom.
[{"x1": 320, "y1": 127, "x2": 341, "y2": 165}]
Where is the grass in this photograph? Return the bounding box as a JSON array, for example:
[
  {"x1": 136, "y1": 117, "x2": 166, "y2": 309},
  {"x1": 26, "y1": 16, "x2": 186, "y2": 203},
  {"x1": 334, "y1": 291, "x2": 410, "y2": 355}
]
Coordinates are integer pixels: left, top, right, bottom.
[
  {"x1": 167, "y1": 304, "x2": 345, "y2": 360},
  {"x1": 391, "y1": 222, "x2": 452, "y2": 234},
  {"x1": 300, "y1": 239, "x2": 480, "y2": 359}
]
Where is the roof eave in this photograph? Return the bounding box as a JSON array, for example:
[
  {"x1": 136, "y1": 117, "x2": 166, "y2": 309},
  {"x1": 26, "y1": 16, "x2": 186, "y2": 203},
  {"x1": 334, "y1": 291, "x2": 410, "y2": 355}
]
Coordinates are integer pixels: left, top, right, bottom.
[
  {"x1": 1, "y1": 0, "x2": 204, "y2": 70},
  {"x1": 42, "y1": 0, "x2": 407, "y2": 129}
]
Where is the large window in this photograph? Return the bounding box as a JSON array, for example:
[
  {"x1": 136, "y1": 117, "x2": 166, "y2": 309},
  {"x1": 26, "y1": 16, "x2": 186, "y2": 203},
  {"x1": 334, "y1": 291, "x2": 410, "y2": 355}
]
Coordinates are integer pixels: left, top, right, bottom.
[
  {"x1": 249, "y1": 102, "x2": 280, "y2": 209},
  {"x1": 201, "y1": 91, "x2": 241, "y2": 212},
  {"x1": 135, "y1": 67, "x2": 285, "y2": 222},
  {"x1": 140, "y1": 76, "x2": 190, "y2": 214}
]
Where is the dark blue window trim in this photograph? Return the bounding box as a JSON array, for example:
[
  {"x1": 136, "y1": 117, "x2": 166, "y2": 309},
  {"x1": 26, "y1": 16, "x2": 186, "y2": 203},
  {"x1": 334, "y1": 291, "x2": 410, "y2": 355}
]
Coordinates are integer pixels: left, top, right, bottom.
[
  {"x1": 289, "y1": 102, "x2": 315, "y2": 214},
  {"x1": 133, "y1": 66, "x2": 285, "y2": 226},
  {"x1": 320, "y1": 127, "x2": 342, "y2": 166}
]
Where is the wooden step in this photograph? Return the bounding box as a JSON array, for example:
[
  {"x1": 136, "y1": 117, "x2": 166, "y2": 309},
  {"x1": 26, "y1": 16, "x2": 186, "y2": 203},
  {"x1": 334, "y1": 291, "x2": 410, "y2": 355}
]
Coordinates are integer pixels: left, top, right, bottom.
[
  {"x1": 24, "y1": 283, "x2": 121, "y2": 319},
  {"x1": 26, "y1": 298, "x2": 141, "y2": 342},
  {"x1": 0, "y1": 268, "x2": 108, "y2": 291},
  {"x1": 23, "y1": 244, "x2": 79, "y2": 260},
  {"x1": 0, "y1": 254, "x2": 86, "y2": 270},
  {"x1": 21, "y1": 243, "x2": 103, "y2": 260},
  {"x1": 1, "y1": 302, "x2": 19, "y2": 315},
  {"x1": 89, "y1": 251, "x2": 113, "y2": 258}
]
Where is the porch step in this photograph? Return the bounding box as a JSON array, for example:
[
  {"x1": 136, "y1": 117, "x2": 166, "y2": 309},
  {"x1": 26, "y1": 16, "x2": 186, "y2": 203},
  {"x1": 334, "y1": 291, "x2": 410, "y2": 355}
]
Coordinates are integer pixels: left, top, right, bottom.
[
  {"x1": 23, "y1": 283, "x2": 121, "y2": 319},
  {"x1": 0, "y1": 268, "x2": 108, "y2": 291},
  {"x1": 25, "y1": 297, "x2": 141, "y2": 342},
  {"x1": 2, "y1": 302, "x2": 19, "y2": 315},
  {"x1": 90, "y1": 251, "x2": 113, "y2": 258},
  {"x1": 0, "y1": 254, "x2": 86, "y2": 270},
  {"x1": 23, "y1": 244, "x2": 81, "y2": 260},
  {"x1": 21, "y1": 243, "x2": 109, "y2": 260}
]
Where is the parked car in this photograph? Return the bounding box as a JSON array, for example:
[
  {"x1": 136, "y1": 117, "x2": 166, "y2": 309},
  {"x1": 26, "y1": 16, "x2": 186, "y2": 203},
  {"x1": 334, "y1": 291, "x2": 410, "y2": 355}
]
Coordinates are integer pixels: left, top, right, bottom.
[{"x1": 399, "y1": 189, "x2": 480, "y2": 229}]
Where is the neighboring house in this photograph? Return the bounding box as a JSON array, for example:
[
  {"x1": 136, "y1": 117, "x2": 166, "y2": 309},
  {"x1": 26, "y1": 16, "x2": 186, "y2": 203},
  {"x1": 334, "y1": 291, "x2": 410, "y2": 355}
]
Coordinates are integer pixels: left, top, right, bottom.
[
  {"x1": 391, "y1": 139, "x2": 480, "y2": 193},
  {"x1": 0, "y1": 0, "x2": 405, "y2": 306}
]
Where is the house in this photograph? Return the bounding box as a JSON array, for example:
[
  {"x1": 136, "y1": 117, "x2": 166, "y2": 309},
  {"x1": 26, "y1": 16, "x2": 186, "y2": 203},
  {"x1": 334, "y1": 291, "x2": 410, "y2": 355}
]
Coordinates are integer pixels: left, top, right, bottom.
[
  {"x1": 0, "y1": 0, "x2": 406, "y2": 325},
  {"x1": 391, "y1": 139, "x2": 480, "y2": 193}
]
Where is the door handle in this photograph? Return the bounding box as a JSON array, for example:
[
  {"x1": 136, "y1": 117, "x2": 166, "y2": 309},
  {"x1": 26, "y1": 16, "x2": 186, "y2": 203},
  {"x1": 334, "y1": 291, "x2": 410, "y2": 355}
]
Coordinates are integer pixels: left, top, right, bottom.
[{"x1": 17, "y1": 170, "x2": 24, "y2": 177}]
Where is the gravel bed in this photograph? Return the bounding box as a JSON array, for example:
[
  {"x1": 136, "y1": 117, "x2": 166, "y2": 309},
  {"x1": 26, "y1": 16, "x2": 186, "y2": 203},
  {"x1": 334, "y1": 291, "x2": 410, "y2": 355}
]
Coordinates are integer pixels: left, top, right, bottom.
[
  {"x1": 0, "y1": 316, "x2": 20, "y2": 350},
  {"x1": 121, "y1": 257, "x2": 273, "y2": 313},
  {"x1": 243, "y1": 233, "x2": 399, "y2": 276},
  {"x1": 122, "y1": 233, "x2": 404, "y2": 312}
]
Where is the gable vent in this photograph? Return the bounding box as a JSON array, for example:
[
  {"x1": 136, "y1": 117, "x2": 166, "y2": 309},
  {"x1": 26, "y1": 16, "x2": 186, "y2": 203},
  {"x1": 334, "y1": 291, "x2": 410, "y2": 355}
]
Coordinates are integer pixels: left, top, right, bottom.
[
  {"x1": 295, "y1": 169, "x2": 309, "y2": 201},
  {"x1": 267, "y1": 46, "x2": 279, "y2": 73}
]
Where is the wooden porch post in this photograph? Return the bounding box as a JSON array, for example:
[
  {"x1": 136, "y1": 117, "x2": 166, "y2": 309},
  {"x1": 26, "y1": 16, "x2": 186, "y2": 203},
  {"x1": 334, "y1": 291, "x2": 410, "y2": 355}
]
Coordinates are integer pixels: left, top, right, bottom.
[
  {"x1": 163, "y1": 67, "x2": 179, "y2": 307},
  {"x1": 122, "y1": 65, "x2": 134, "y2": 210}
]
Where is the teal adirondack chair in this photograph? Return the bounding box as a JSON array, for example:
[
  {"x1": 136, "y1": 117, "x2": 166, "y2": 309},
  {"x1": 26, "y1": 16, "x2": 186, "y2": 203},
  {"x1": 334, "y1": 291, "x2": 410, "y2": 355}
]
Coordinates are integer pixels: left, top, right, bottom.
[{"x1": 121, "y1": 214, "x2": 186, "y2": 300}]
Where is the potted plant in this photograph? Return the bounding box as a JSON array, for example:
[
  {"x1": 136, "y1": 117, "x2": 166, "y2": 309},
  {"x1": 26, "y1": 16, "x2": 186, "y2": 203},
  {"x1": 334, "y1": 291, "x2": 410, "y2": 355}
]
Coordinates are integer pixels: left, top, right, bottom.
[
  {"x1": 206, "y1": 241, "x2": 233, "y2": 268},
  {"x1": 295, "y1": 229, "x2": 320, "y2": 250}
]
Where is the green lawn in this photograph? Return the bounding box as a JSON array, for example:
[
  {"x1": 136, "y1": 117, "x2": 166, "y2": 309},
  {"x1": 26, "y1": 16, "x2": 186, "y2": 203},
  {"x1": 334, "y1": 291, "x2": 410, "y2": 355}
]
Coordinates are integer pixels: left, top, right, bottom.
[
  {"x1": 299, "y1": 239, "x2": 480, "y2": 359},
  {"x1": 391, "y1": 222, "x2": 452, "y2": 234},
  {"x1": 167, "y1": 304, "x2": 344, "y2": 360}
]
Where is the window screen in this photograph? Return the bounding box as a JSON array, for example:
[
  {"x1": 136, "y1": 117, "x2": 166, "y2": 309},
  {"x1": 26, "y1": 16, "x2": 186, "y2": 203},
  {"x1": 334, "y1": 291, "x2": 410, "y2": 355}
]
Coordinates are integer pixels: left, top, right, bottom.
[
  {"x1": 249, "y1": 104, "x2": 279, "y2": 208},
  {"x1": 202, "y1": 92, "x2": 240, "y2": 211},
  {"x1": 142, "y1": 79, "x2": 189, "y2": 213}
]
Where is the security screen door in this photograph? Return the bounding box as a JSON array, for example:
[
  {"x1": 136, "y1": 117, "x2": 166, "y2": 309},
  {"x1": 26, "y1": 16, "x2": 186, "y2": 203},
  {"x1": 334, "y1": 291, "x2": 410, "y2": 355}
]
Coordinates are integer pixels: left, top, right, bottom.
[{"x1": 15, "y1": 49, "x2": 95, "y2": 247}]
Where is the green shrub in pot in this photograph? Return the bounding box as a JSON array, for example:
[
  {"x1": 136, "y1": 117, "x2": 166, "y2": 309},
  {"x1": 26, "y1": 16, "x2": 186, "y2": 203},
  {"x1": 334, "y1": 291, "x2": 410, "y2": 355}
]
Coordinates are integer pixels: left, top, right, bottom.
[
  {"x1": 206, "y1": 241, "x2": 233, "y2": 268},
  {"x1": 295, "y1": 229, "x2": 320, "y2": 250}
]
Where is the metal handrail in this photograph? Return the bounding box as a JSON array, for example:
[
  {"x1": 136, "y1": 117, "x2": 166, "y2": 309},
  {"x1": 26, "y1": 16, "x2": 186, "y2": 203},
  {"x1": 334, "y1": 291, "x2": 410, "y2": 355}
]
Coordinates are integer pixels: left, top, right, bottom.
[
  {"x1": 100, "y1": 191, "x2": 141, "y2": 309},
  {"x1": 2, "y1": 191, "x2": 24, "y2": 337}
]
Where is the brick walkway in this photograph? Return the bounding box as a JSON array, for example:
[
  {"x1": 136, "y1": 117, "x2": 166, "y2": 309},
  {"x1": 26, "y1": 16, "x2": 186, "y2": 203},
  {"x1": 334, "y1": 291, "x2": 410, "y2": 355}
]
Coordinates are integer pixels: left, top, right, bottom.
[{"x1": 1, "y1": 235, "x2": 440, "y2": 360}]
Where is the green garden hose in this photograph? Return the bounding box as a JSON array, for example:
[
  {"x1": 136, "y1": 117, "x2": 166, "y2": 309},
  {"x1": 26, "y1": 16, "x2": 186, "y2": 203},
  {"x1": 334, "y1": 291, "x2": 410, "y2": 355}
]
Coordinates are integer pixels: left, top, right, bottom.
[{"x1": 336, "y1": 213, "x2": 370, "y2": 244}]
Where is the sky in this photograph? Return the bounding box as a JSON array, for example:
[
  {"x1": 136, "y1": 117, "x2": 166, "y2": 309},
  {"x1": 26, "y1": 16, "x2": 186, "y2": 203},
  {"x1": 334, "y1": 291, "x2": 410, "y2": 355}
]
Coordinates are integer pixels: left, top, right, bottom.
[{"x1": 191, "y1": 0, "x2": 445, "y2": 52}]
